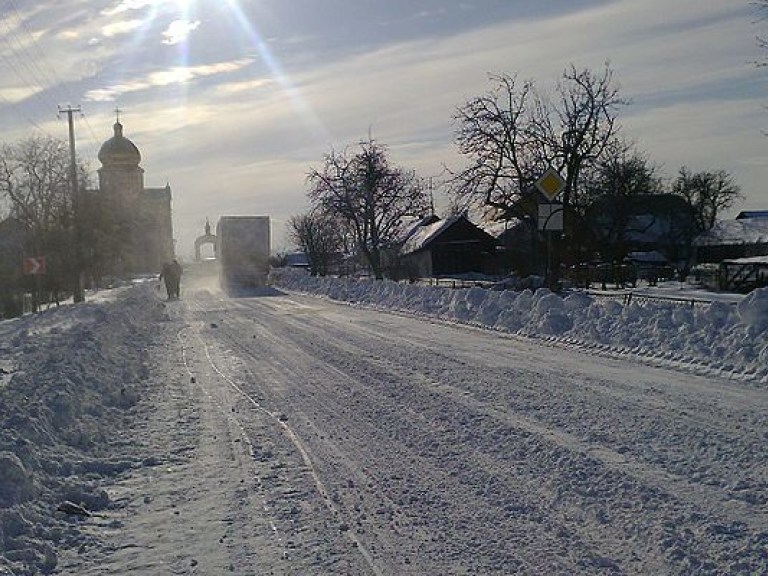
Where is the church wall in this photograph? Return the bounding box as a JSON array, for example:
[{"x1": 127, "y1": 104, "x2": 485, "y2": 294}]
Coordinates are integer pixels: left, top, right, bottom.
[
  {"x1": 98, "y1": 166, "x2": 145, "y2": 199},
  {"x1": 141, "y1": 193, "x2": 174, "y2": 267},
  {"x1": 96, "y1": 122, "x2": 173, "y2": 276}
]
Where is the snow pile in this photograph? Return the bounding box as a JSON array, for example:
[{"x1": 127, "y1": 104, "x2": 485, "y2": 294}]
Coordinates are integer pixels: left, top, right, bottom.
[
  {"x1": 271, "y1": 270, "x2": 768, "y2": 383},
  {"x1": 0, "y1": 284, "x2": 168, "y2": 575}
]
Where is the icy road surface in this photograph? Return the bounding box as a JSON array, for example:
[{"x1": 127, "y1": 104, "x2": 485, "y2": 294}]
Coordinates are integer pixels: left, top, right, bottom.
[{"x1": 62, "y1": 286, "x2": 768, "y2": 575}]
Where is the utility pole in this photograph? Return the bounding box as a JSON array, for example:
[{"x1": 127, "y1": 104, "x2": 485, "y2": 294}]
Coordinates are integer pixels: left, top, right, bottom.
[{"x1": 59, "y1": 105, "x2": 84, "y2": 303}]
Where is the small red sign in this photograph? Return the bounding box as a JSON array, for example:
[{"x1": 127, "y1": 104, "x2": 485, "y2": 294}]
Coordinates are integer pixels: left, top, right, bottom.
[{"x1": 23, "y1": 256, "x2": 46, "y2": 275}]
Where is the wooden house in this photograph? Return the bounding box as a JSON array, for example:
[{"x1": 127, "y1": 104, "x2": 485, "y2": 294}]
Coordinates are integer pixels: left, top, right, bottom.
[{"x1": 397, "y1": 214, "x2": 497, "y2": 278}]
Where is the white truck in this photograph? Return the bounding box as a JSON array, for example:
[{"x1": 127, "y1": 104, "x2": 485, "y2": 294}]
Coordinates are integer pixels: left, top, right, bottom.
[{"x1": 216, "y1": 216, "x2": 271, "y2": 292}]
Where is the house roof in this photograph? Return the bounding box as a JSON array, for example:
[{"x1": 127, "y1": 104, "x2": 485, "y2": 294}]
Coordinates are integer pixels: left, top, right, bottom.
[
  {"x1": 285, "y1": 252, "x2": 309, "y2": 267},
  {"x1": 401, "y1": 217, "x2": 455, "y2": 254},
  {"x1": 400, "y1": 213, "x2": 495, "y2": 255},
  {"x1": 395, "y1": 214, "x2": 440, "y2": 245},
  {"x1": 722, "y1": 255, "x2": 768, "y2": 265},
  {"x1": 480, "y1": 219, "x2": 523, "y2": 239},
  {"x1": 736, "y1": 210, "x2": 768, "y2": 219},
  {"x1": 693, "y1": 218, "x2": 768, "y2": 247},
  {"x1": 627, "y1": 250, "x2": 668, "y2": 263}
]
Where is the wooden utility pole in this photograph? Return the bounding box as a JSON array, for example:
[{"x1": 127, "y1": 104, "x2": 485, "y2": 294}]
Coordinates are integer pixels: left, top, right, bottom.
[{"x1": 59, "y1": 105, "x2": 84, "y2": 303}]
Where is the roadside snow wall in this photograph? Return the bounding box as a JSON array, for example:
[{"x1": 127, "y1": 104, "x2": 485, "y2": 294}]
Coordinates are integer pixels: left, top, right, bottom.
[
  {"x1": 0, "y1": 284, "x2": 168, "y2": 575},
  {"x1": 271, "y1": 270, "x2": 768, "y2": 384}
]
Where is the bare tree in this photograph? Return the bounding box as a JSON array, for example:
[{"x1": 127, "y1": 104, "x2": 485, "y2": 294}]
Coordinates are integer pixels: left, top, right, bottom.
[
  {"x1": 0, "y1": 137, "x2": 72, "y2": 235},
  {"x1": 582, "y1": 140, "x2": 663, "y2": 203},
  {"x1": 0, "y1": 136, "x2": 98, "y2": 298},
  {"x1": 288, "y1": 209, "x2": 344, "y2": 276},
  {"x1": 452, "y1": 63, "x2": 627, "y2": 219},
  {"x1": 582, "y1": 141, "x2": 665, "y2": 260},
  {"x1": 671, "y1": 167, "x2": 742, "y2": 232},
  {"x1": 307, "y1": 137, "x2": 429, "y2": 279}
]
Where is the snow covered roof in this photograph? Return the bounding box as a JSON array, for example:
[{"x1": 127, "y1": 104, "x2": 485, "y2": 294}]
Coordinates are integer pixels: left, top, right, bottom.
[
  {"x1": 480, "y1": 219, "x2": 523, "y2": 239},
  {"x1": 394, "y1": 214, "x2": 440, "y2": 245},
  {"x1": 627, "y1": 250, "x2": 668, "y2": 263},
  {"x1": 736, "y1": 210, "x2": 768, "y2": 219},
  {"x1": 401, "y1": 217, "x2": 455, "y2": 254},
  {"x1": 722, "y1": 255, "x2": 768, "y2": 265},
  {"x1": 693, "y1": 218, "x2": 768, "y2": 247}
]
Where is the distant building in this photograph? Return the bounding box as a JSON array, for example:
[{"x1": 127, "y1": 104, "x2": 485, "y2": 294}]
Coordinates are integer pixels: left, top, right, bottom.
[
  {"x1": 91, "y1": 119, "x2": 174, "y2": 275},
  {"x1": 585, "y1": 194, "x2": 695, "y2": 264},
  {"x1": 194, "y1": 219, "x2": 216, "y2": 261},
  {"x1": 285, "y1": 252, "x2": 310, "y2": 268},
  {"x1": 397, "y1": 214, "x2": 497, "y2": 278},
  {"x1": 736, "y1": 210, "x2": 768, "y2": 220},
  {"x1": 482, "y1": 218, "x2": 541, "y2": 277},
  {"x1": 693, "y1": 216, "x2": 768, "y2": 263}
]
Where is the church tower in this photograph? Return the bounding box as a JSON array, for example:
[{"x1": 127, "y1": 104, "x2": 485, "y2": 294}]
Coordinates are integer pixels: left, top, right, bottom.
[
  {"x1": 97, "y1": 120, "x2": 145, "y2": 198},
  {"x1": 95, "y1": 116, "x2": 174, "y2": 274}
]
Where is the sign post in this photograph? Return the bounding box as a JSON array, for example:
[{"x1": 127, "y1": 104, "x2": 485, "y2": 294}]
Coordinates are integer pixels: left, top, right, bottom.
[
  {"x1": 534, "y1": 167, "x2": 566, "y2": 203},
  {"x1": 23, "y1": 256, "x2": 46, "y2": 313},
  {"x1": 534, "y1": 168, "x2": 566, "y2": 289},
  {"x1": 23, "y1": 256, "x2": 46, "y2": 276}
]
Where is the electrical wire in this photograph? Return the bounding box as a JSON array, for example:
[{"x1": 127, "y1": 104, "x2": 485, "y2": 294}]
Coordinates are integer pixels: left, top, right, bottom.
[{"x1": 0, "y1": 4, "x2": 77, "y2": 139}]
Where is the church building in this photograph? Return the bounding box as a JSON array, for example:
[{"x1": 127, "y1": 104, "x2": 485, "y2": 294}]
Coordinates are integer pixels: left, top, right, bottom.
[{"x1": 96, "y1": 119, "x2": 174, "y2": 274}]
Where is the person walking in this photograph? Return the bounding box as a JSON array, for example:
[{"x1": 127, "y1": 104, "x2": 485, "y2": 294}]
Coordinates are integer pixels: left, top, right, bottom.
[{"x1": 159, "y1": 259, "x2": 182, "y2": 300}]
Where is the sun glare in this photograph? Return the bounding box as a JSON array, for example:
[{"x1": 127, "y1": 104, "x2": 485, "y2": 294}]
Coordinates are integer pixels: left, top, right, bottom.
[
  {"x1": 219, "y1": 0, "x2": 328, "y2": 140},
  {"x1": 170, "y1": 0, "x2": 192, "y2": 11},
  {"x1": 104, "y1": 0, "x2": 327, "y2": 139}
]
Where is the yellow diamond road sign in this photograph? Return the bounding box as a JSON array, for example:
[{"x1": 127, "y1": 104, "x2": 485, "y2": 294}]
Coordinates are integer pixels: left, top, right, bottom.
[{"x1": 535, "y1": 167, "x2": 566, "y2": 201}]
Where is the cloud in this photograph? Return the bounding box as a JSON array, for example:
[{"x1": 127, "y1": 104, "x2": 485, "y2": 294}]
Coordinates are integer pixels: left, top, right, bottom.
[
  {"x1": 101, "y1": 0, "x2": 154, "y2": 17},
  {"x1": 0, "y1": 86, "x2": 44, "y2": 104},
  {"x1": 162, "y1": 19, "x2": 201, "y2": 45},
  {"x1": 83, "y1": 58, "x2": 255, "y2": 101},
  {"x1": 214, "y1": 78, "x2": 274, "y2": 96},
  {"x1": 102, "y1": 19, "x2": 144, "y2": 37}
]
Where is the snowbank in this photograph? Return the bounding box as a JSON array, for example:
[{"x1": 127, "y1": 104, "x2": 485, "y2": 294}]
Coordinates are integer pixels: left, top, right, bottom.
[
  {"x1": 1, "y1": 273, "x2": 766, "y2": 573},
  {"x1": 271, "y1": 270, "x2": 768, "y2": 384},
  {"x1": 0, "y1": 284, "x2": 168, "y2": 575}
]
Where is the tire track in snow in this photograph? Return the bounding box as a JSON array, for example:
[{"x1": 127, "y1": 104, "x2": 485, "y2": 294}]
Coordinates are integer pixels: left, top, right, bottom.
[
  {"x1": 182, "y1": 289, "x2": 768, "y2": 574},
  {"x1": 176, "y1": 326, "x2": 288, "y2": 561},
  {"x1": 179, "y1": 304, "x2": 385, "y2": 576}
]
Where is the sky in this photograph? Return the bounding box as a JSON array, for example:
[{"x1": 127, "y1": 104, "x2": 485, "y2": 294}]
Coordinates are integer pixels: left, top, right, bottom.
[{"x1": 0, "y1": 0, "x2": 765, "y2": 258}]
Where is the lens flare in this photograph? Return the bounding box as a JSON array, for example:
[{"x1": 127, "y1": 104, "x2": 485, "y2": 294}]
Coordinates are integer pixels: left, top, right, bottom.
[{"x1": 220, "y1": 0, "x2": 328, "y2": 140}]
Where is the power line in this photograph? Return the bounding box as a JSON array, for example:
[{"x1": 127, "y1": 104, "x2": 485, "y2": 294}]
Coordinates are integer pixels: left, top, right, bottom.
[
  {"x1": 7, "y1": 2, "x2": 59, "y2": 90},
  {"x1": 2, "y1": 5, "x2": 105, "y2": 153},
  {"x1": 0, "y1": 5, "x2": 74, "y2": 139},
  {"x1": 79, "y1": 110, "x2": 104, "y2": 152},
  {"x1": 0, "y1": 91, "x2": 55, "y2": 138},
  {"x1": 0, "y1": 10, "x2": 58, "y2": 111}
]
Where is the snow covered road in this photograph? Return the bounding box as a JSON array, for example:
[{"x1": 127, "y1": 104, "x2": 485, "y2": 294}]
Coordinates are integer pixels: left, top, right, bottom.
[
  {"x1": 3, "y1": 281, "x2": 766, "y2": 575},
  {"x1": 89, "y1": 286, "x2": 768, "y2": 574}
]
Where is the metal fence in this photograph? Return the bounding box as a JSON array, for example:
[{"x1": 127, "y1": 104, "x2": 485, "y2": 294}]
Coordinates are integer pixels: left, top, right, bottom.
[
  {"x1": 418, "y1": 277, "x2": 738, "y2": 308},
  {"x1": 587, "y1": 290, "x2": 736, "y2": 308}
]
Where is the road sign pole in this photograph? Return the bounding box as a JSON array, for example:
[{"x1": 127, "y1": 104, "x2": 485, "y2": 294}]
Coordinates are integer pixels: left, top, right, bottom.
[{"x1": 534, "y1": 168, "x2": 566, "y2": 291}]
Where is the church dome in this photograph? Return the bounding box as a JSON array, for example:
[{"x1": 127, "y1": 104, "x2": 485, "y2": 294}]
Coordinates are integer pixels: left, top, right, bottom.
[{"x1": 98, "y1": 122, "x2": 141, "y2": 167}]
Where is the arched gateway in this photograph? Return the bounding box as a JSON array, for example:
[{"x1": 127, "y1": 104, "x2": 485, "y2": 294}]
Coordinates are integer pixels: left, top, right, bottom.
[{"x1": 194, "y1": 219, "x2": 217, "y2": 261}]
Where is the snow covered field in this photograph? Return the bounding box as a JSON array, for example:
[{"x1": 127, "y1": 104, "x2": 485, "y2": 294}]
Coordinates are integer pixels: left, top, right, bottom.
[{"x1": 0, "y1": 270, "x2": 767, "y2": 575}]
